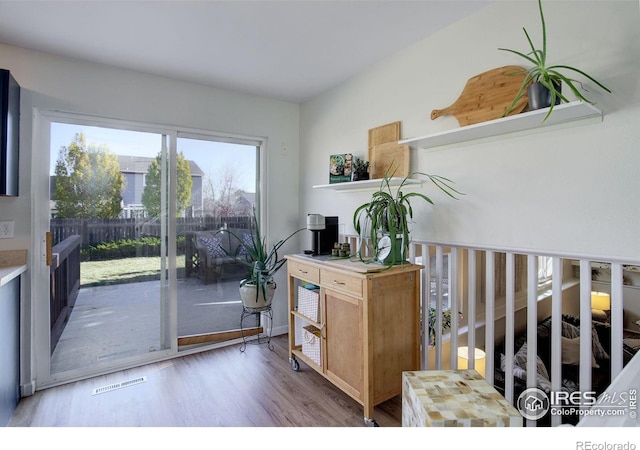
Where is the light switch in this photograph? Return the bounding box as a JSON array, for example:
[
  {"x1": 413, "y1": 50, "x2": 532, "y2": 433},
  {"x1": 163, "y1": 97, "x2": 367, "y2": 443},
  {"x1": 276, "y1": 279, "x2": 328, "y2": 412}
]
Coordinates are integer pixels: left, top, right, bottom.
[{"x1": 0, "y1": 221, "x2": 15, "y2": 238}]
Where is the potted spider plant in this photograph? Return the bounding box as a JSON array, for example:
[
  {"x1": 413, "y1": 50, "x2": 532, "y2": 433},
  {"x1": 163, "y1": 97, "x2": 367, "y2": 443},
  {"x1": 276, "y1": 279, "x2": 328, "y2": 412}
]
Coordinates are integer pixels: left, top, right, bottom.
[
  {"x1": 216, "y1": 209, "x2": 304, "y2": 310},
  {"x1": 499, "y1": 0, "x2": 611, "y2": 122},
  {"x1": 353, "y1": 169, "x2": 462, "y2": 266}
]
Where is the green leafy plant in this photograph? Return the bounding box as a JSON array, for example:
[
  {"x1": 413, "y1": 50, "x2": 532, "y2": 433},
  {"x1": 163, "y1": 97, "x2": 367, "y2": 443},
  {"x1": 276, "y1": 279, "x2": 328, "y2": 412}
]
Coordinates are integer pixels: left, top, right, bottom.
[
  {"x1": 353, "y1": 169, "x2": 462, "y2": 266},
  {"x1": 351, "y1": 157, "x2": 370, "y2": 181},
  {"x1": 428, "y1": 308, "x2": 463, "y2": 347},
  {"x1": 499, "y1": 0, "x2": 611, "y2": 121},
  {"x1": 216, "y1": 209, "x2": 304, "y2": 302}
]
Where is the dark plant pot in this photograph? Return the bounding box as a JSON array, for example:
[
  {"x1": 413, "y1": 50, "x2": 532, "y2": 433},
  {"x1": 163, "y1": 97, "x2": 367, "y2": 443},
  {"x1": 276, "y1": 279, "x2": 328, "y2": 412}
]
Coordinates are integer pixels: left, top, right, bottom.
[
  {"x1": 528, "y1": 81, "x2": 561, "y2": 110},
  {"x1": 352, "y1": 172, "x2": 369, "y2": 182}
]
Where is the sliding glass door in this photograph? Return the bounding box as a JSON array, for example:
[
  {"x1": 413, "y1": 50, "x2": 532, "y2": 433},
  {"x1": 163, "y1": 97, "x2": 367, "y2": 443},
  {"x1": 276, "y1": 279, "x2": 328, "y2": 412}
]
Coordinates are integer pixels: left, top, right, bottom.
[
  {"x1": 33, "y1": 111, "x2": 262, "y2": 387},
  {"x1": 175, "y1": 135, "x2": 259, "y2": 347},
  {"x1": 47, "y1": 121, "x2": 171, "y2": 375}
]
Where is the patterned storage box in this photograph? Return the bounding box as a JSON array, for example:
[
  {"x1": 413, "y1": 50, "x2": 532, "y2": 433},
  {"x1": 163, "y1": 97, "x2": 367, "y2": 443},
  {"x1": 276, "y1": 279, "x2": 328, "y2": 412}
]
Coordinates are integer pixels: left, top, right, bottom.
[
  {"x1": 302, "y1": 325, "x2": 321, "y2": 366},
  {"x1": 298, "y1": 286, "x2": 320, "y2": 322}
]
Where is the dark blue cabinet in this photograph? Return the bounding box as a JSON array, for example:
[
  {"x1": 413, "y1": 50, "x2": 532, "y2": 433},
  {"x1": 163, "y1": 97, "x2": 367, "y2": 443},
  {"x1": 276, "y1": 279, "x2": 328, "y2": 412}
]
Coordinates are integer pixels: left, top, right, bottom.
[
  {"x1": 0, "y1": 68, "x2": 20, "y2": 197},
  {"x1": 0, "y1": 277, "x2": 20, "y2": 426}
]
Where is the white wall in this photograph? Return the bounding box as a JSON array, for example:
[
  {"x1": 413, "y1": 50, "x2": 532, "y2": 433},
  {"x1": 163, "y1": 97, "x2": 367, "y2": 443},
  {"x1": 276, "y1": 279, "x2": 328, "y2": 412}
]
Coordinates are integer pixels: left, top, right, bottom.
[
  {"x1": 300, "y1": 1, "x2": 640, "y2": 262},
  {"x1": 0, "y1": 43, "x2": 302, "y2": 366},
  {"x1": 0, "y1": 43, "x2": 301, "y2": 250},
  {"x1": 1, "y1": 0, "x2": 638, "y2": 389}
]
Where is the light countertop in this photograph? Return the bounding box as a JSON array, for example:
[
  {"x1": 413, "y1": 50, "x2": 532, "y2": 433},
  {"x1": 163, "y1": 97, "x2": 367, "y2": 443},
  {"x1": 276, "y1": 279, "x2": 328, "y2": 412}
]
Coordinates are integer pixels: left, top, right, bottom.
[{"x1": 0, "y1": 249, "x2": 27, "y2": 287}]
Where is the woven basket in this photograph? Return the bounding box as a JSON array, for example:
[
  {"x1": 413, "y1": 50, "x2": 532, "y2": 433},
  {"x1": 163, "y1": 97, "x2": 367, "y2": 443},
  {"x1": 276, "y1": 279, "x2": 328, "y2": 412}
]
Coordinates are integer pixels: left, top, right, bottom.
[
  {"x1": 302, "y1": 325, "x2": 321, "y2": 366},
  {"x1": 298, "y1": 286, "x2": 320, "y2": 322}
]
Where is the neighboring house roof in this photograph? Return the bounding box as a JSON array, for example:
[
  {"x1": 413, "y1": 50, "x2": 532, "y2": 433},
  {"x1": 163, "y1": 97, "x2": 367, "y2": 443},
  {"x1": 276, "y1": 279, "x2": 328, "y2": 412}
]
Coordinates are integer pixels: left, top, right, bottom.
[
  {"x1": 239, "y1": 192, "x2": 255, "y2": 206},
  {"x1": 49, "y1": 156, "x2": 204, "y2": 199},
  {"x1": 117, "y1": 155, "x2": 204, "y2": 177},
  {"x1": 190, "y1": 161, "x2": 204, "y2": 177}
]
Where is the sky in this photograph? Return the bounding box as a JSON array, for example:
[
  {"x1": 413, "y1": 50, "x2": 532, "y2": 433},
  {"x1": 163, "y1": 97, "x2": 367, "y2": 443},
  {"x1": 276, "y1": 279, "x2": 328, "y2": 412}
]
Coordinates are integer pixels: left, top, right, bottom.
[{"x1": 49, "y1": 122, "x2": 257, "y2": 193}]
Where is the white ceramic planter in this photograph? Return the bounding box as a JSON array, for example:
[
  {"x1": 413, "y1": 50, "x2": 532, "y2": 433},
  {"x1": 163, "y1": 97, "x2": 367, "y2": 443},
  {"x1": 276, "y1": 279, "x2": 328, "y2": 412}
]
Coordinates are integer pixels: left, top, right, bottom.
[{"x1": 239, "y1": 281, "x2": 276, "y2": 310}]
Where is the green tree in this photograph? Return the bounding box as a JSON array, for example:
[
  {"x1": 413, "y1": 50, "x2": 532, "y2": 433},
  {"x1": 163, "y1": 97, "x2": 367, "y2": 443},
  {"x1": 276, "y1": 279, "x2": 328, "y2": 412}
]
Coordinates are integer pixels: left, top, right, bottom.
[
  {"x1": 54, "y1": 133, "x2": 124, "y2": 219},
  {"x1": 141, "y1": 151, "x2": 193, "y2": 217}
]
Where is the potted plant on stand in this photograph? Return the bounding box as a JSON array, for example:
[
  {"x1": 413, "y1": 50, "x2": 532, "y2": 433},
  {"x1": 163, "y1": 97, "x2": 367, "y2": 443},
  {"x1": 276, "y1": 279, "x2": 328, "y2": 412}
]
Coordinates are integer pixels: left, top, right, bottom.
[
  {"x1": 353, "y1": 170, "x2": 462, "y2": 266},
  {"x1": 499, "y1": 0, "x2": 611, "y2": 121},
  {"x1": 217, "y1": 209, "x2": 304, "y2": 311}
]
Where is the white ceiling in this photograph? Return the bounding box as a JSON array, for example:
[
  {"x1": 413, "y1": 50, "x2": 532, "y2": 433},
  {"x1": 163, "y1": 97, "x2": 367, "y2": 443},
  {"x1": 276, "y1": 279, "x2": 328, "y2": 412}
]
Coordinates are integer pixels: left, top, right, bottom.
[{"x1": 0, "y1": 1, "x2": 493, "y2": 103}]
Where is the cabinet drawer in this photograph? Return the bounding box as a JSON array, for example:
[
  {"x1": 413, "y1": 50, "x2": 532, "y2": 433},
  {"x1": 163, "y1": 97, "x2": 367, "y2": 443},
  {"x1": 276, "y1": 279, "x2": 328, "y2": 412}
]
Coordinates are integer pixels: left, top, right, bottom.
[
  {"x1": 321, "y1": 269, "x2": 363, "y2": 297},
  {"x1": 288, "y1": 260, "x2": 320, "y2": 284}
]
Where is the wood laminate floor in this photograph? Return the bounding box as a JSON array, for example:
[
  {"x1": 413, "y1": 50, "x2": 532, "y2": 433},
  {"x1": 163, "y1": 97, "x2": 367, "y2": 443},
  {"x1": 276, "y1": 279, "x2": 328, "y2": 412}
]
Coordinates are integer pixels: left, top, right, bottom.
[{"x1": 9, "y1": 335, "x2": 401, "y2": 427}]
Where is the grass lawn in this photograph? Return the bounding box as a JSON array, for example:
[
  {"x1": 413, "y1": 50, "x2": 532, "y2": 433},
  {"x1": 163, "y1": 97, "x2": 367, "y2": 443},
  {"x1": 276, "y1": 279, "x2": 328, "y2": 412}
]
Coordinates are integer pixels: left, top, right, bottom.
[{"x1": 81, "y1": 256, "x2": 186, "y2": 287}]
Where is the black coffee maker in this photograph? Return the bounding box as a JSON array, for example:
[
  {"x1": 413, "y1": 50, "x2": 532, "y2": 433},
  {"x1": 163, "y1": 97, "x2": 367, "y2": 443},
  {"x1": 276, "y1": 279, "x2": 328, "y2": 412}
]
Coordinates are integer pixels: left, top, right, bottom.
[{"x1": 307, "y1": 214, "x2": 338, "y2": 256}]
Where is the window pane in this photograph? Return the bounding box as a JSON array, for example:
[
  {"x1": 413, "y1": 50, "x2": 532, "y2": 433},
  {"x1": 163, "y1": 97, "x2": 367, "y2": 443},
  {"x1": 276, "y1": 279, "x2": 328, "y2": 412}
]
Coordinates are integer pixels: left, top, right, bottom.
[
  {"x1": 49, "y1": 122, "x2": 168, "y2": 374},
  {"x1": 176, "y1": 137, "x2": 260, "y2": 340},
  {"x1": 538, "y1": 256, "x2": 553, "y2": 284}
]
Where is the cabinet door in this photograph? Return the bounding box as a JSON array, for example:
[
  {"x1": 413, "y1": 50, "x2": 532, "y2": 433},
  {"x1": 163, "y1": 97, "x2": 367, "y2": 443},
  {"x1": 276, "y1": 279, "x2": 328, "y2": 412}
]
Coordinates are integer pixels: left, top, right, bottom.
[
  {"x1": 1, "y1": 69, "x2": 20, "y2": 197},
  {"x1": 323, "y1": 289, "x2": 363, "y2": 401},
  {"x1": 0, "y1": 278, "x2": 20, "y2": 426}
]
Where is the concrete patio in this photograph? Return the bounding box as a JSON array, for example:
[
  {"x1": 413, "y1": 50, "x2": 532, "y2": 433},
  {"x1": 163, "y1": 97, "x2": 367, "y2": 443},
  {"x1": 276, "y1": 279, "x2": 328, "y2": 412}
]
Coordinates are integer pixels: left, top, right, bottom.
[{"x1": 51, "y1": 275, "x2": 251, "y2": 374}]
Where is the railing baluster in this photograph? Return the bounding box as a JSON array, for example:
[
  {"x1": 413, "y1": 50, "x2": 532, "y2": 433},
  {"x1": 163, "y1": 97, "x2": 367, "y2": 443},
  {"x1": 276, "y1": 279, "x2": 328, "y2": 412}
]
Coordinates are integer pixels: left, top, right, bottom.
[
  {"x1": 610, "y1": 263, "x2": 624, "y2": 377},
  {"x1": 579, "y1": 260, "x2": 593, "y2": 396},
  {"x1": 408, "y1": 242, "x2": 416, "y2": 263},
  {"x1": 421, "y1": 243, "x2": 430, "y2": 370},
  {"x1": 449, "y1": 247, "x2": 459, "y2": 370},
  {"x1": 435, "y1": 245, "x2": 443, "y2": 370},
  {"x1": 467, "y1": 249, "x2": 476, "y2": 371},
  {"x1": 550, "y1": 257, "x2": 563, "y2": 427},
  {"x1": 484, "y1": 250, "x2": 495, "y2": 385},
  {"x1": 526, "y1": 254, "x2": 538, "y2": 427},
  {"x1": 504, "y1": 252, "x2": 515, "y2": 405}
]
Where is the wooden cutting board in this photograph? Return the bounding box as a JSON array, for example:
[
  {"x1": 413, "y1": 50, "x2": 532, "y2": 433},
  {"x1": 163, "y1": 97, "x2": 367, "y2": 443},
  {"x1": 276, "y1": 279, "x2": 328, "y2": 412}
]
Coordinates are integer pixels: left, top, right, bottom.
[
  {"x1": 368, "y1": 121, "x2": 401, "y2": 150},
  {"x1": 368, "y1": 121, "x2": 400, "y2": 165},
  {"x1": 431, "y1": 66, "x2": 530, "y2": 126},
  {"x1": 370, "y1": 142, "x2": 410, "y2": 179},
  {"x1": 368, "y1": 121, "x2": 404, "y2": 178}
]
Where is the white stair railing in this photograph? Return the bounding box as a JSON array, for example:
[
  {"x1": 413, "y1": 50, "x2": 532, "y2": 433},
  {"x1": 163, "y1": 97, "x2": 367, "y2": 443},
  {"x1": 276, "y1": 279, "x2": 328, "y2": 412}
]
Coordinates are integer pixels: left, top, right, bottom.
[{"x1": 344, "y1": 235, "x2": 637, "y2": 426}]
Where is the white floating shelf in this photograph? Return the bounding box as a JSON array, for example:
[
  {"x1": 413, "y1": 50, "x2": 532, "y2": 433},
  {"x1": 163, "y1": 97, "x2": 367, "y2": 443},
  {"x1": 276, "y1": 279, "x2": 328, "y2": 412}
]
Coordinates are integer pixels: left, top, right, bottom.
[
  {"x1": 400, "y1": 101, "x2": 602, "y2": 150},
  {"x1": 313, "y1": 177, "x2": 422, "y2": 191}
]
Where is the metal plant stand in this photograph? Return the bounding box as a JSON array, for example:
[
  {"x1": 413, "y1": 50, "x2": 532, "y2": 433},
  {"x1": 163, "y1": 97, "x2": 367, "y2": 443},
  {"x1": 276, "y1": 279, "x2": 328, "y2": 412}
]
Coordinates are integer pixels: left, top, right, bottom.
[{"x1": 240, "y1": 304, "x2": 274, "y2": 352}]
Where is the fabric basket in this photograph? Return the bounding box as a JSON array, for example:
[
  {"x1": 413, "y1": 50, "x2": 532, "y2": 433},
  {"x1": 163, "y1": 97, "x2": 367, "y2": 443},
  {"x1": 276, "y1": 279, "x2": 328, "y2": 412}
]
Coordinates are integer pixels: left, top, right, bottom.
[
  {"x1": 302, "y1": 325, "x2": 321, "y2": 366},
  {"x1": 298, "y1": 286, "x2": 320, "y2": 322}
]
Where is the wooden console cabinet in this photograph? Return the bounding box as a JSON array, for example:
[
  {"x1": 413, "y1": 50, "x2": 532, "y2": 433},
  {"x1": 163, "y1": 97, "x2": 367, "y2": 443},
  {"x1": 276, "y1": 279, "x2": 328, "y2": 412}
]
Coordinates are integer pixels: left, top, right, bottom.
[{"x1": 285, "y1": 254, "x2": 422, "y2": 425}]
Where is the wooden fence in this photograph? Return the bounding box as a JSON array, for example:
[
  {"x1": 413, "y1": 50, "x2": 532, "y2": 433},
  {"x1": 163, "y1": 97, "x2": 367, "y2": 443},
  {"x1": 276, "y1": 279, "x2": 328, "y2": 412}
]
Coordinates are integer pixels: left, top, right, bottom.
[{"x1": 50, "y1": 216, "x2": 253, "y2": 246}]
